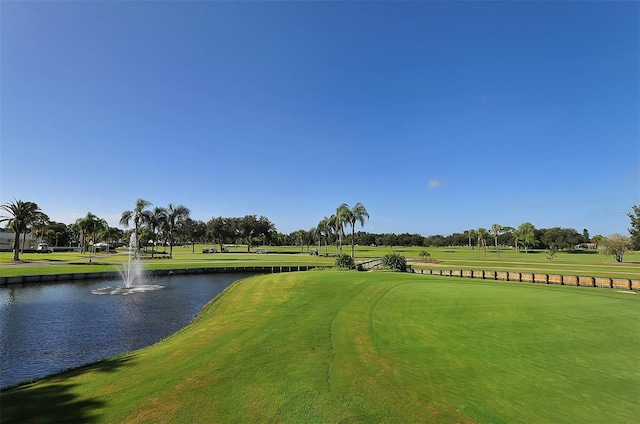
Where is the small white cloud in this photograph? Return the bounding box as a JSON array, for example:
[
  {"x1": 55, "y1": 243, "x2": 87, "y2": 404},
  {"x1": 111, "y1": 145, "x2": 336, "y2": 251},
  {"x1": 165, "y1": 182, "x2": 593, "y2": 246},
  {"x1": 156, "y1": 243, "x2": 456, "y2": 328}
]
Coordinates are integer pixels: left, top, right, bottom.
[{"x1": 428, "y1": 179, "x2": 447, "y2": 190}]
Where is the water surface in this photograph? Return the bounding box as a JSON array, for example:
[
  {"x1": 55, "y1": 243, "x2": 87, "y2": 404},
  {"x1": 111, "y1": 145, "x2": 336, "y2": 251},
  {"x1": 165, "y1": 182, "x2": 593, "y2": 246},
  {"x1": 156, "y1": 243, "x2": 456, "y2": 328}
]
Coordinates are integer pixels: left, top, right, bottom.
[{"x1": 0, "y1": 273, "x2": 253, "y2": 388}]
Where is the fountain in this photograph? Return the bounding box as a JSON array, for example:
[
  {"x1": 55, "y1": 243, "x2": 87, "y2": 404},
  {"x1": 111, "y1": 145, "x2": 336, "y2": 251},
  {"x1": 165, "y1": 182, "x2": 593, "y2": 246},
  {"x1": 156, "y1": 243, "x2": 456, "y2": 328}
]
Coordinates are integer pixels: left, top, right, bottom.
[{"x1": 91, "y1": 233, "x2": 164, "y2": 295}]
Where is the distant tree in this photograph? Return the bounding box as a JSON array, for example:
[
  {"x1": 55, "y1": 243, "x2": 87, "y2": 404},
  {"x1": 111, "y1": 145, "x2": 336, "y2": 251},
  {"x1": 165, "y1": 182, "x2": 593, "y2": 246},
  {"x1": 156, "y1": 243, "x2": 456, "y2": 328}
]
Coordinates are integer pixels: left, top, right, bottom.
[
  {"x1": 491, "y1": 224, "x2": 504, "y2": 257},
  {"x1": 0, "y1": 199, "x2": 47, "y2": 261},
  {"x1": 317, "y1": 217, "x2": 331, "y2": 256},
  {"x1": 333, "y1": 205, "x2": 350, "y2": 255},
  {"x1": 149, "y1": 207, "x2": 167, "y2": 258},
  {"x1": 591, "y1": 234, "x2": 605, "y2": 250},
  {"x1": 424, "y1": 234, "x2": 445, "y2": 248},
  {"x1": 466, "y1": 229, "x2": 476, "y2": 251},
  {"x1": 477, "y1": 227, "x2": 489, "y2": 257},
  {"x1": 515, "y1": 222, "x2": 537, "y2": 253},
  {"x1": 44, "y1": 221, "x2": 71, "y2": 247},
  {"x1": 255, "y1": 216, "x2": 276, "y2": 246},
  {"x1": 628, "y1": 205, "x2": 640, "y2": 250},
  {"x1": 582, "y1": 228, "x2": 590, "y2": 242},
  {"x1": 119, "y1": 199, "x2": 152, "y2": 258},
  {"x1": 76, "y1": 212, "x2": 107, "y2": 262},
  {"x1": 600, "y1": 234, "x2": 632, "y2": 262},
  {"x1": 239, "y1": 215, "x2": 259, "y2": 252},
  {"x1": 328, "y1": 213, "x2": 343, "y2": 255},
  {"x1": 339, "y1": 203, "x2": 369, "y2": 259},
  {"x1": 294, "y1": 229, "x2": 306, "y2": 252},
  {"x1": 165, "y1": 204, "x2": 190, "y2": 258},
  {"x1": 180, "y1": 218, "x2": 206, "y2": 252},
  {"x1": 540, "y1": 227, "x2": 582, "y2": 250},
  {"x1": 98, "y1": 226, "x2": 123, "y2": 252},
  {"x1": 207, "y1": 217, "x2": 234, "y2": 252}
]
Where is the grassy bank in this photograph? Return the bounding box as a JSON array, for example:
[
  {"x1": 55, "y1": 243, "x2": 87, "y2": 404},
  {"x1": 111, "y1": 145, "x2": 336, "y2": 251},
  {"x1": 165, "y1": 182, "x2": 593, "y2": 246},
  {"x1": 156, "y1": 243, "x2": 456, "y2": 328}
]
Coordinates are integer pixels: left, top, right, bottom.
[{"x1": 2, "y1": 271, "x2": 638, "y2": 423}]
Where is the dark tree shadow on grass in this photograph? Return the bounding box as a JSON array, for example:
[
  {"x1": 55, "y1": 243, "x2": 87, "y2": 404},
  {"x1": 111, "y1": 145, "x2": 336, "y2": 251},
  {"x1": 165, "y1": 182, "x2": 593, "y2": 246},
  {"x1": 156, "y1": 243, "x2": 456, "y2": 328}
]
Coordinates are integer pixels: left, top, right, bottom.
[{"x1": 0, "y1": 356, "x2": 135, "y2": 423}]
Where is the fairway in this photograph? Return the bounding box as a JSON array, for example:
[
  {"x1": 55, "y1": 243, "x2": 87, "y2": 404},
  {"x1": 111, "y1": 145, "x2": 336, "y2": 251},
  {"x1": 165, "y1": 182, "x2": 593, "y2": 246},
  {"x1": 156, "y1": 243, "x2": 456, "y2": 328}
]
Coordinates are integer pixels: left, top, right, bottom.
[{"x1": 2, "y1": 271, "x2": 639, "y2": 423}]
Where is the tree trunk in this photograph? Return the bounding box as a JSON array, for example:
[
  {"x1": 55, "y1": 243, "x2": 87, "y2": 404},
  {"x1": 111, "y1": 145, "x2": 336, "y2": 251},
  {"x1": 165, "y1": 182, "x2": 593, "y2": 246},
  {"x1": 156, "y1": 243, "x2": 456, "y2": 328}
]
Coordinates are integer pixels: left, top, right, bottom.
[
  {"x1": 351, "y1": 224, "x2": 356, "y2": 259},
  {"x1": 12, "y1": 229, "x2": 20, "y2": 261}
]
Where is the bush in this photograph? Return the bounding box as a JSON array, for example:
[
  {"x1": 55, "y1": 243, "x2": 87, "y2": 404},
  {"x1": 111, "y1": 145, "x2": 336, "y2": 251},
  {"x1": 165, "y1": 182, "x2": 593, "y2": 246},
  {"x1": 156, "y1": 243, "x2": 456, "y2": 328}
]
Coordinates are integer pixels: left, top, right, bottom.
[
  {"x1": 418, "y1": 250, "x2": 431, "y2": 261},
  {"x1": 335, "y1": 253, "x2": 355, "y2": 269},
  {"x1": 382, "y1": 252, "x2": 407, "y2": 272}
]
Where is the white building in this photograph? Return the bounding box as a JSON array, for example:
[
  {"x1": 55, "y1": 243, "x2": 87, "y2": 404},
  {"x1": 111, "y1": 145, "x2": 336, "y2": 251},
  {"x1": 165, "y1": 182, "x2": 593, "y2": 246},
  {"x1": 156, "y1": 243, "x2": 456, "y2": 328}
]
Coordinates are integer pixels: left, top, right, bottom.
[{"x1": 0, "y1": 231, "x2": 37, "y2": 251}]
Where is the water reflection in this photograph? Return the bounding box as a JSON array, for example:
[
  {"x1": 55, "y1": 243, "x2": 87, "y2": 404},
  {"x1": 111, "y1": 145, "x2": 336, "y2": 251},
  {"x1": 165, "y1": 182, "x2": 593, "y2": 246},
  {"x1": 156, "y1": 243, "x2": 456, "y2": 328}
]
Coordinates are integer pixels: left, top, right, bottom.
[{"x1": 0, "y1": 273, "x2": 252, "y2": 388}]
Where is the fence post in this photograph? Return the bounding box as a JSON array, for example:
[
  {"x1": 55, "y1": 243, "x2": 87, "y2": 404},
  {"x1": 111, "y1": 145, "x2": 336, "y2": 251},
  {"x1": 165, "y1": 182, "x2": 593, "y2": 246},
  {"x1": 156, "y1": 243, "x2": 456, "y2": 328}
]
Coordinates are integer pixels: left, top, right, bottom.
[
  {"x1": 559, "y1": 275, "x2": 563, "y2": 285},
  {"x1": 481, "y1": 270, "x2": 485, "y2": 279},
  {"x1": 546, "y1": 274, "x2": 549, "y2": 284},
  {"x1": 609, "y1": 278, "x2": 613, "y2": 289},
  {"x1": 518, "y1": 272, "x2": 522, "y2": 282},
  {"x1": 629, "y1": 279, "x2": 632, "y2": 291}
]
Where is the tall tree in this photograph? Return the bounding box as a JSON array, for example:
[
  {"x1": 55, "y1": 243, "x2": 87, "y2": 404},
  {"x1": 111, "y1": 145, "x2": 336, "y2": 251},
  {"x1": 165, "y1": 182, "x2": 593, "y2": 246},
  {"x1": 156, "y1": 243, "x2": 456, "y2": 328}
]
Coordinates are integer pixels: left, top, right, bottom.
[
  {"x1": 119, "y1": 199, "x2": 152, "y2": 258},
  {"x1": 515, "y1": 222, "x2": 537, "y2": 253},
  {"x1": 628, "y1": 205, "x2": 640, "y2": 250},
  {"x1": 491, "y1": 224, "x2": 503, "y2": 257},
  {"x1": 0, "y1": 199, "x2": 46, "y2": 261},
  {"x1": 600, "y1": 234, "x2": 632, "y2": 263},
  {"x1": 255, "y1": 216, "x2": 276, "y2": 246},
  {"x1": 332, "y1": 204, "x2": 352, "y2": 256},
  {"x1": 317, "y1": 216, "x2": 331, "y2": 256},
  {"x1": 165, "y1": 204, "x2": 190, "y2": 258},
  {"x1": 148, "y1": 207, "x2": 167, "y2": 258},
  {"x1": 76, "y1": 212, "x2": 107, "y2": 262},
  {"x1": 477, "y1": 227, "x2": 489, "y2": 257},
  {"x1": 340, "y1": 203, "x2": 369, "y2": 259},
  {"x1": 98, "y1": 226, "x2": 123, "y2": 253},
  {"x1": 466, "y1": 229, "x2": 476, "y2": 251},
  {"x1": 294, "y1": 229, "x2": 306, "y2": 253},
  {"x1": 239, "y1": 215, "x2": 258, "y2": 252},
  {"x1": 328, "y1": 213, "x2": 343, "y2": 255}
]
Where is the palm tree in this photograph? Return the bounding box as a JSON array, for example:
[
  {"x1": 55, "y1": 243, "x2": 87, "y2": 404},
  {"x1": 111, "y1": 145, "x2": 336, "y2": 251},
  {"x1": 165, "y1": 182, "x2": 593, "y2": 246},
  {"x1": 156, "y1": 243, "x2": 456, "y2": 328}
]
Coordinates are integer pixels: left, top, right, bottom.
[
  {"x1": 294, "y1": 229, "x2": 306, "y2": 253},
  {"x1": 165, "y1": 204, "x2": 190, "y2": 258},
  {"x1": 148, "y1": 207, "x2": 167, "y2": 258},
  {"x1": 119, "y1": 199, "x2": 152, "y2": 258},
  {"x1": 466, "y1": 229, "x2": 477, "y2": 251},
  {"x1": 317, "y1": 216, "x2": 331, "y2": 256},
  {"x1": 76, "y1": 212, "x2": 106, "y2": 263},
  {"x1": 340, "y1": 202, "x2": 369, "y2": 259},
  {"x1": 327, "y1": 213, "x2": 343, "y2": 255},
  {"x1": 98, "y1": 226, "x2": 122, "y2": 253},
  {"x1": 491, "y1": 223, "x2": 503, "y2": 257},
  {"x1": 516, "y1": 222, "x2": 537, "y2": 253},
  {"x1": 0, "y1": 199, "x2": 46, "y2": 261},
  {"x1": 477, "y1": 227, "x2": 489, "y2": 258}
]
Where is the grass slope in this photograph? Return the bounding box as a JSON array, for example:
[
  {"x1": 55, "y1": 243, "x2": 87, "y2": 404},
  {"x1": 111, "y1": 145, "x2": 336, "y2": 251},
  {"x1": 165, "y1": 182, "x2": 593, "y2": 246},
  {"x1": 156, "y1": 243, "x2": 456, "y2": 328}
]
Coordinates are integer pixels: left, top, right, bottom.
[{"x1": 1, "y1": 272, "x2": 639, "y2": 423}]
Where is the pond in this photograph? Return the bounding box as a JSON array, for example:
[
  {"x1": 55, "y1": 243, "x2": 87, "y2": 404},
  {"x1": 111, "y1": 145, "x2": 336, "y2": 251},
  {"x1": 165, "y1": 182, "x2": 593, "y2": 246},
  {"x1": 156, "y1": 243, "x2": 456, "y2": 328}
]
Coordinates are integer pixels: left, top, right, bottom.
[{"x1": 0, "y1": 273, "x2": 255, "y2": 389}]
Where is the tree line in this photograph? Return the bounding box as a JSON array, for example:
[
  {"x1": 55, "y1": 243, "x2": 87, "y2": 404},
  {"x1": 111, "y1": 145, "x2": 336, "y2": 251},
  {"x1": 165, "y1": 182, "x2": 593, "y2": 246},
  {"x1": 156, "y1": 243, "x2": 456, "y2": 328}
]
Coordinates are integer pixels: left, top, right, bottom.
[{"x1": 1, "y1": 198, "x2": 638, "y2": 263}]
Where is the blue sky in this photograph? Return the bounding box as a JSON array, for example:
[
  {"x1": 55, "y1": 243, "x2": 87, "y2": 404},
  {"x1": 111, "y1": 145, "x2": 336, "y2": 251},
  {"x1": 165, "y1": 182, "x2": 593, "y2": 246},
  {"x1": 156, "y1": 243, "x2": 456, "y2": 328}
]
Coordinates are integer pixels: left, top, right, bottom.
[{"x1": 1, "y1": 1, "x2": 638, "y2": 237}]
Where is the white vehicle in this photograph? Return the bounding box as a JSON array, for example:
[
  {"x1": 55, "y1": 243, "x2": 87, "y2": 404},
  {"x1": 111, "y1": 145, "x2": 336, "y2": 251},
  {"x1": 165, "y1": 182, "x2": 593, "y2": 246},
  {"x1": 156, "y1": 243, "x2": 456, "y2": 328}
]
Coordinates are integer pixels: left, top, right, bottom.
[{"x1": 36, "y1": 243, "x2": 53, "y2": 253}]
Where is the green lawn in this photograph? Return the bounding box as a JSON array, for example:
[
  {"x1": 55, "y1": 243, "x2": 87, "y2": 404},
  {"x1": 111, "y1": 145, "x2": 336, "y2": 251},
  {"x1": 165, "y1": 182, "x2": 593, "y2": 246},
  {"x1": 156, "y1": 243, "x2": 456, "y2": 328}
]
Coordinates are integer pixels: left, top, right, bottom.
[
  {"x1": 1, "y1": 245, "x2": 638, "y2": 279},
  {"x1": 2, "y1": 271, "x2": 638, "y2": 423}
]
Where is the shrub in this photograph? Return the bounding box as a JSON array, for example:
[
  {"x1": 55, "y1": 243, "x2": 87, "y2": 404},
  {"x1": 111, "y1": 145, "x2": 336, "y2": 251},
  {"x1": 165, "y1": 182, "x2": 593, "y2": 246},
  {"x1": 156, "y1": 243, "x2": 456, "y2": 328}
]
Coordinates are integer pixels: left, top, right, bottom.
[
  {"x1": 335, "y1": 253, "x2": 355, "y2": 269},
  {"x1": 418, "y1": 250, "x2": 431, "y2": 261},
  {"x1": 382, "y1": 252, "x2": 407, "y2": 272}
]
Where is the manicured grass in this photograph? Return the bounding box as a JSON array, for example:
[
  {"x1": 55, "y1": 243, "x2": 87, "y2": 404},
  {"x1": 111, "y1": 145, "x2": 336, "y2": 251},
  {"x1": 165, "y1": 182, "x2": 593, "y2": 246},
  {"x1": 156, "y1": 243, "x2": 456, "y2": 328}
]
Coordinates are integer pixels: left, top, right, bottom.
[
  {"x1": 2, "y1": 271, "x2": 638, "y2": 423},
  {"x1": 1, "y1": 245, "x2": 638, "y2": 279}
]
